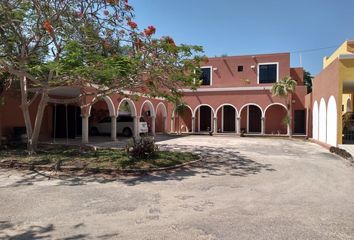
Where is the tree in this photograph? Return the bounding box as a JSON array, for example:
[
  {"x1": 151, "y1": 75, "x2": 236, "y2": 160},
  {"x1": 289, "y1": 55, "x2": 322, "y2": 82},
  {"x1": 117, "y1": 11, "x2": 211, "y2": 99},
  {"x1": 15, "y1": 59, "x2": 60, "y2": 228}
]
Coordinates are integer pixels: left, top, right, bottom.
[
  {"x1": 304, "y1": 70, "x2": 312, "y2": 93},
  {"x1": 0, "y1": 0, "x2": 205, "y2": 153},
  {"x1": 271, "y1": 76, "x2": 297, "y2": 138}
]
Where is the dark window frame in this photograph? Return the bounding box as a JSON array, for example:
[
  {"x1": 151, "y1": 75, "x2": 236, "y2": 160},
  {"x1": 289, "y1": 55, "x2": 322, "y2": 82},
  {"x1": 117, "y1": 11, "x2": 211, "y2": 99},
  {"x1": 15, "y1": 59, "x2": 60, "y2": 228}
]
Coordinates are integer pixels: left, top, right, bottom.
[
  {"x1": 199, "y1": 66, "x2": 212, "y2": 86},
  {"x1": 237, "y1": 65, "x2": 243, "y2": 72},
  {"x1": 258, "y1": 63, "x2": 278, "y2": 84}
]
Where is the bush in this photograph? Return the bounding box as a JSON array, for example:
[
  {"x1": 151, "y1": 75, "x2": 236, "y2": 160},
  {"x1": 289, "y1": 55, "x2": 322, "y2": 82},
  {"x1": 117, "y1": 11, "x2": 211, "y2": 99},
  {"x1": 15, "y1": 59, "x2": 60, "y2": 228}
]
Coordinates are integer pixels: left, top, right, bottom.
[{"x1": 126, "y1": 137, "x2": 158, "y2": 160}]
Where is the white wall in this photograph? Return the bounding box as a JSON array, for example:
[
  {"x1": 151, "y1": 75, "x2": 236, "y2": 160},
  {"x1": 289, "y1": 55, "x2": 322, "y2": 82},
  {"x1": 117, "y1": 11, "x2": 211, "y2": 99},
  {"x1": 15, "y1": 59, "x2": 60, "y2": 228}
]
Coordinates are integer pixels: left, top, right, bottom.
[
  {"x1": 327, "y1": 96, "x2": 338, "y2": 146},
  {"x1": 312, "y1": 101, "x2": 319, "y2": 140},
  {"x1": 318, "y1": 98, "x2": 327, "y2": 143}
]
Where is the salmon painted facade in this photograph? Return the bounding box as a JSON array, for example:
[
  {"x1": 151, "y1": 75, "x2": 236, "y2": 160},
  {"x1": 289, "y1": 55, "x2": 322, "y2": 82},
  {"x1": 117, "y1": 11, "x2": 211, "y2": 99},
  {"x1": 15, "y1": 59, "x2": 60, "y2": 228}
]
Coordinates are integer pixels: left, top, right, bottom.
[{"x1": 0, "y1": 51, "x2": 308, "y2": 144}]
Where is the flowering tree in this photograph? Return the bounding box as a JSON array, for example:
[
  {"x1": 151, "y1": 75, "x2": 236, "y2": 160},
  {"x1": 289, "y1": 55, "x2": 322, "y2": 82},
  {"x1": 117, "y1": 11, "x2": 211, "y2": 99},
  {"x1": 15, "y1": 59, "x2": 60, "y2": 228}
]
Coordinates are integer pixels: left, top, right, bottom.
[{"x1": 0, "y1": 0, "x2": 204, "y2": 152}]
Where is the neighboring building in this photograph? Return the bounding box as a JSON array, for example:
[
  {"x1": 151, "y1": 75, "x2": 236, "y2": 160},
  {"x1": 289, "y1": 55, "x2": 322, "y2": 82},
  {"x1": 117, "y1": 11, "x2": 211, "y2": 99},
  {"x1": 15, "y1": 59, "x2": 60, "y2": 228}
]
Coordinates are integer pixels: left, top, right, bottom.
[
  {"x1": 305, "y1": 40, "x2": 354, "y2": 147},
  {"x1": 0, "y1": 52, "x2": 308, "y2": 145},
  {"x1": 172, "y1": 53, "x2": 307, "y2": 136}
]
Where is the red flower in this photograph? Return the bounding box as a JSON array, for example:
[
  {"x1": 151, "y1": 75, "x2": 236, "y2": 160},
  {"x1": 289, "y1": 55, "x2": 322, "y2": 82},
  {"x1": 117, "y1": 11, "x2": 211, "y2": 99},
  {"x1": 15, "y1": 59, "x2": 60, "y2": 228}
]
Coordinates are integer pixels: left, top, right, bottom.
[
  {"x1": 163, "y1": 36, "x2": 176, "y2": 47},
  {"x1": 106, "y1": 0, "x2": 118, "y2": 4},
  {"x1": 144, "y1": 26, "x2": 156, "y2": 37},
  {"x1": 104, "y1": 10, "x2": 109, "y2": 16},
  {"x1": 43, "y1": 20, "x2": 54, "y2": 35},
  {"x1": 128, "y1": 20, "x2": 137, "y2": 29}
]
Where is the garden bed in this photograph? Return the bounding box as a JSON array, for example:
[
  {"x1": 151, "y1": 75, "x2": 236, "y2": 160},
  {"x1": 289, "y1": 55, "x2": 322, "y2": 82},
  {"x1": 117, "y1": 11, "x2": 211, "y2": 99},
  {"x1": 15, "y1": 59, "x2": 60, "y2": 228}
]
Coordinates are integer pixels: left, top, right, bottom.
[{"x1": 0, "y1": 145, "x2": 200, "y2": 174}]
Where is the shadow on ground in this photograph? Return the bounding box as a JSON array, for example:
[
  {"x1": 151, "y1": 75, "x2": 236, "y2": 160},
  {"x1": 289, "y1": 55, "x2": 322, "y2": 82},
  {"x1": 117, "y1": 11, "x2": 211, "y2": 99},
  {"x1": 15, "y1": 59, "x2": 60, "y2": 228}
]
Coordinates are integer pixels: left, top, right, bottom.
[
  {"x1": 0, "y1": 145, "x2": 275, "y2": 187},
  {"x1": 0, "y1": 221, "x2": 118, "y2": 240}
]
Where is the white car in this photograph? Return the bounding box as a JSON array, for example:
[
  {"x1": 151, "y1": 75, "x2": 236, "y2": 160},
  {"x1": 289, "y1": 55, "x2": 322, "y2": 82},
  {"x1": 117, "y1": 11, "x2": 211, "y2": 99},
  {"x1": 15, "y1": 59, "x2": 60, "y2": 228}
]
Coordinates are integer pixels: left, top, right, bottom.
[{"x1": 90, "y1": 115, "x2": 148, "y2": 137}]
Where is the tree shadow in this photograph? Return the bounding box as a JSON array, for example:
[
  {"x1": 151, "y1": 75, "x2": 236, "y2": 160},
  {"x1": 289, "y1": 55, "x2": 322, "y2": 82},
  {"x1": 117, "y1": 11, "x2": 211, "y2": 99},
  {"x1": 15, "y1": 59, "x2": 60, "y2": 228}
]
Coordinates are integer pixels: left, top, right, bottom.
[
  {"x1": 0, "y1": 144, "x2": 275, "y2": 187},
  {"x1": 0, "y1": 221, "x2": 119, "y2": 240}
]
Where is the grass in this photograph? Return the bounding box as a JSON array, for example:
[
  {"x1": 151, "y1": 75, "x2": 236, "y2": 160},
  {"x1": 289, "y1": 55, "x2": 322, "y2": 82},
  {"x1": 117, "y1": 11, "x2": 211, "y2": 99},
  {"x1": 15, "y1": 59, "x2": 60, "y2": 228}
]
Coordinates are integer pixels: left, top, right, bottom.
[{"x1": 0, "y1": 145, "x2": 199, "y2": 170}]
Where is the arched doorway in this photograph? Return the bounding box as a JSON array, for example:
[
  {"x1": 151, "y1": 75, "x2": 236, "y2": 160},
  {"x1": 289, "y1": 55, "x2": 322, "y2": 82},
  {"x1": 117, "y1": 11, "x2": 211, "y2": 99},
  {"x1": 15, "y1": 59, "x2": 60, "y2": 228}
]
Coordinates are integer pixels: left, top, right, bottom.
[
  {"x1": 239, "y1": 104, "x2": 263, "y2": 133},
  {"x1": 327, "y1": 96, "x2": 337, "y2": 146},
  {"x1": 117, "y1": 98, "x2": 137, "y2": 137},
  {"x1": 88, "y1": 96, "x2": 115, "y2": 138},
  {"x1": 140, "y1": 100, "x2": 156, "y2": 135},
  {"x1": 173, "y1": 105, "x2": 193, "y2": 133},
  {"x1": 216, "y1": 104, "x2": 237, "y2": 133},
  {"x1": 264, "y1": 103, "x2": 288, "y2": 134},
  {"x1": 156, "y1": 103, "x2": 167, "y2": 133},
  {"x1": 319, "y1": 98, "x2": 327, "y2": 143},
  {"x1": 194, "y1": 105, "x2": 215, "y2": 132}
]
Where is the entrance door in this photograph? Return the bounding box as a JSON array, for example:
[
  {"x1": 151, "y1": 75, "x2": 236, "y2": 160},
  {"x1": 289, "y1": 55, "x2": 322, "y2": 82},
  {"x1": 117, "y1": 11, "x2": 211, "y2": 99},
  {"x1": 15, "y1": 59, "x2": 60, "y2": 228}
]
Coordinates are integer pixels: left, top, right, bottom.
[
  {"x1": 248, "y1": 105, "x2": 262, "y2": 133},
  {"x1": 53, "y1": 105, "x2": 80, "y2": 138},
  {"x1": 199, "y1": 106, "x2": 212, "y2": 131},
  {"x1": 294, "y1": 110, "x2": 306, "y2": 134},
  {"x1": 223, "y1": 106, "x2": 236, "y2": 132}
]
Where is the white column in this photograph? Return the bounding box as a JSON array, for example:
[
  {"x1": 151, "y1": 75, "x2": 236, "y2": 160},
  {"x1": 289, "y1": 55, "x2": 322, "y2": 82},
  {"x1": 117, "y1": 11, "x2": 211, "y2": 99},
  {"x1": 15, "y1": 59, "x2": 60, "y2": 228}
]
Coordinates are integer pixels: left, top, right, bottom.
[
  {"x1": 261, "y1": 117, "x2": 265, "y2": 135},
  {"x1": 133, "y1": 116, "x2": 139, "y2": 138},
  {"x1": 287, "y1": 123, "x2": 291, "y2": 136},
  {"x1": 192, "y1": 117, "x2": 195, "y2": 133},
  {"x1": 213, "y1": 117, "x2": 217, "y2": 134},
  {"x1": 151, "y1": 116, "x2": 156, "y2": 136},
  {"x1": 81, "y1": 115, "x2": 89, "y2": 144},
  {"x1": 236, "y1": 117, "x2": 241, "y2": 134},
  {"x1": 111, "y1": 116, "x2": 117, "y2": 141}
]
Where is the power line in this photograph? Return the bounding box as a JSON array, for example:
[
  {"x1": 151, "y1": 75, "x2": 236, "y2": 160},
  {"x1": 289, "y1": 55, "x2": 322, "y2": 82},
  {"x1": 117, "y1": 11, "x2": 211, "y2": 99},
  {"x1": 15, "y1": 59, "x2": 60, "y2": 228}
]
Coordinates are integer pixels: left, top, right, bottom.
[{"x1": 290, "y1": 45, "x2": 338, "y2": 54}]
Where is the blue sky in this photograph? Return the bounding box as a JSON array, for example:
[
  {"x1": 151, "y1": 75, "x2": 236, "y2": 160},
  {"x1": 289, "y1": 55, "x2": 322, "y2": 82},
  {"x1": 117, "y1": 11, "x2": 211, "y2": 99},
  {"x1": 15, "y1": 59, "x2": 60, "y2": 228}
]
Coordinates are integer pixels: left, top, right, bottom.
[{"x1": 130, "y1": 0, "x2": 354, "y2": 75}]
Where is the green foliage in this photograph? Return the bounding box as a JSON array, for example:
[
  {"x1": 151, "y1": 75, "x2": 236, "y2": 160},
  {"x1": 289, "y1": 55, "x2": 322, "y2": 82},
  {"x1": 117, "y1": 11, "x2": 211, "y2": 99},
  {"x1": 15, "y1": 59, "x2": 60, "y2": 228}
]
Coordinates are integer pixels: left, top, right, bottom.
[
  {"x1": 304, "y1": 70, "x2": 312, "y2": 93},
  {"x1": 126, "y1": 137, "x2": 158, "y2": 160},
  {"x1": 0, "y1": 0, "x2": 205, "y2": 103},
  {"x1": 271, "y1": 76, "x2": 297, "y2": 98}
]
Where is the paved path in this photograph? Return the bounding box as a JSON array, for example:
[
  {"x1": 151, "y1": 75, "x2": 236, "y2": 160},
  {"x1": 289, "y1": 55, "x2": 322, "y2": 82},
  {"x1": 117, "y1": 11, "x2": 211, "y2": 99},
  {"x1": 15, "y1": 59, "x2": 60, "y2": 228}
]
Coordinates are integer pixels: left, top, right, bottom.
[{"x1": 0, "y1": 136, "x2": 353, "y2": 240}]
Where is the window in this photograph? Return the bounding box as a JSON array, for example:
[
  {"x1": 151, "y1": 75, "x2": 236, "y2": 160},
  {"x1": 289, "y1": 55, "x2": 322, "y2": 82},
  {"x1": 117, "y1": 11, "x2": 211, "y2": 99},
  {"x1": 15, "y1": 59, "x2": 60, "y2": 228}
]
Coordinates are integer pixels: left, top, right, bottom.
[
  {"x1": 237, "y1": 65, "x2": 243, "y2": 72},
  {"x1": 258, "y1": 63, "x2": 278, "y2": 84},
  {"x1": 199, "y1": 67, "x2": 212, "y2": 86}
]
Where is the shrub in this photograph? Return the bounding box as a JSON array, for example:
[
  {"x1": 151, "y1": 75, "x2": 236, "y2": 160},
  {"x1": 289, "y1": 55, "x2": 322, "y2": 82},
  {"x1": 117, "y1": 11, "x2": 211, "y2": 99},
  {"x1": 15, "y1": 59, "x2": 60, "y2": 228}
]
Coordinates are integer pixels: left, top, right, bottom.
[{"x1": 126, "y1": 137, "x2": 158, "y2": 160}]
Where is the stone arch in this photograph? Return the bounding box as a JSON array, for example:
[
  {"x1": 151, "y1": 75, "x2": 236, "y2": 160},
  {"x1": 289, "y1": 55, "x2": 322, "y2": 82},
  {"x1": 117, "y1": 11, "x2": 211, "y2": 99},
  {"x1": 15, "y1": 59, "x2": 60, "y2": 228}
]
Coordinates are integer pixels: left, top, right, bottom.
[
  {"x1": 264, "y1": 103, "x2": 288, "y2": 134},
  {"x1": 140, "y1": 100, "x2": 156, "y2": 117},
  {"x1": 327, "y1": 96, "x2": 337, "y2": 146},
  {"x1": 264, "y1": 103, "x2": 287, "y2": 117},
  {"x1": 117, "y1": 98, "x2": 137, "y2": 117},
  {"x1": 173, "y1": 104, "x2": 193, "y2": 133},
  {"x1": 155, "y1": 102, "x2": 168, "y2": 133},
  {"x1": 239, "y1": 103, "x2": 263, "y2": 133},
  {"x1": 215, "y1": 104, "x2": 238, "y2": 132},
  {"x1": 193, "y1": 104, "x2": 216, "y2": 117},
  {"x1": 319, "y1": 98, "x2": 327, "y2": 143},
  {"x1": 312, "y1": 101, "x2": 319, "y2": 140},
  {"x1": 194, "y1": 104, "x2": 215, "y2": 132},
  {"x1": 88, "y1": 96, "x2": 115, "y2": 117}
]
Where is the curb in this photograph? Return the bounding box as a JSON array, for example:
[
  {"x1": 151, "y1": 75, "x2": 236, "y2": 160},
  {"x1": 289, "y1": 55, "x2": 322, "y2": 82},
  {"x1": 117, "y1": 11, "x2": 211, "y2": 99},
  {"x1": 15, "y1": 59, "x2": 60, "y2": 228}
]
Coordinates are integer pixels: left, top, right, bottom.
[{"x1": 0, "y1": 157, "x2": 202, "y2": 176}]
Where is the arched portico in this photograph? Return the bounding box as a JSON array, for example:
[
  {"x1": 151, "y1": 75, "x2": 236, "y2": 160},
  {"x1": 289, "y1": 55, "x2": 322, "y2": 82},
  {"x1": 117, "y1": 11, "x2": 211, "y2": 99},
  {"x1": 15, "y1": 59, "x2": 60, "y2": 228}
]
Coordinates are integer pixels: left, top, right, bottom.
[
  {"x1": 194, "y1": 104, "x2": 216, "y2": 133},
  {"x1": 215, "y1": 104, "x2": 238, "y2": 133},
  {"x1": 239, "y1": 103, "x2": 263, "y2": 134},
  {"x1": 264, "y1": 103, "x2": 288, "y2": 135}
]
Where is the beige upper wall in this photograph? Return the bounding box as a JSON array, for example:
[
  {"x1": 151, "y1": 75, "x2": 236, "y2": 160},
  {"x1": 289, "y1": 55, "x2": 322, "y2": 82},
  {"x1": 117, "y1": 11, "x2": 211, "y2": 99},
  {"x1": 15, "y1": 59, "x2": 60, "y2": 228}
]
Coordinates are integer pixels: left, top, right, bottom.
[{"x1": 323, "y1": 40, "x2": 354, "y2": 69}]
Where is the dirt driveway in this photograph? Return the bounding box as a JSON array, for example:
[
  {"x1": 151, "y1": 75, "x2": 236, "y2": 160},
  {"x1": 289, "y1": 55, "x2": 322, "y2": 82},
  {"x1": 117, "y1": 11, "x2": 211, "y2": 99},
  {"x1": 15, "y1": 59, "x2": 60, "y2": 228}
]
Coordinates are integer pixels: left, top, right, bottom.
[{"x1": 0, "y1": 136, "x2": 353, "y2": 240}]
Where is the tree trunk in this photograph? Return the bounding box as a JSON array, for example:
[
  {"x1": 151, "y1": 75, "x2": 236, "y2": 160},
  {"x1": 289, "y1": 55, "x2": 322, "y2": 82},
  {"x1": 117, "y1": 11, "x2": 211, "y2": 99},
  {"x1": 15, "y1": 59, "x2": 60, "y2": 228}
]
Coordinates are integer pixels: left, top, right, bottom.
[
  {"x1": 30, "y1": 93, "x2": 48, "y2": 152},
  {"x1": 19, "y1": 77, "x2": 48, "y2": 153},
  {"x1": 19, "y1": 77, "x2": 34, "y2": 151}
]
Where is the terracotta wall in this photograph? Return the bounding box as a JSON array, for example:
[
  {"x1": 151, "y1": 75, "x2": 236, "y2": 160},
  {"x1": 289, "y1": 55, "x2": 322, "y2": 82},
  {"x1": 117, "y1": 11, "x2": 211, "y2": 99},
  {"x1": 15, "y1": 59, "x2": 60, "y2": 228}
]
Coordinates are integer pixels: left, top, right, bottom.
[{"x1": 201, "y1": 53, "x2": 291, "y2": 88}]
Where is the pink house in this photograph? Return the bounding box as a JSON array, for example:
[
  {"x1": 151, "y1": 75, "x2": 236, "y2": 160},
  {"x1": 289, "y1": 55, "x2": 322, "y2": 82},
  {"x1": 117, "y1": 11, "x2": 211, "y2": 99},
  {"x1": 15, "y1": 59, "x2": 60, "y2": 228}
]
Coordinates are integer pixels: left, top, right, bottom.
[
  {"x1": 173, "y1": 52, "x2": 307, "y2": 135},
  {"x1": 0, "y1": 52, "x2": 308, "y2": 144}
]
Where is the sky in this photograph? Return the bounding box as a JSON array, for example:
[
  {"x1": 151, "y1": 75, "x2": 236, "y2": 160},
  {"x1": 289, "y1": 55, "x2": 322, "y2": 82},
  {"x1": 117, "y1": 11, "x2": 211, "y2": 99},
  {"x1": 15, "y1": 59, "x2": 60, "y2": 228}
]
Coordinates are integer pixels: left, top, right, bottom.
[{"x1": 130, "y1": 0, "x2": 354, "y2": 76}]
